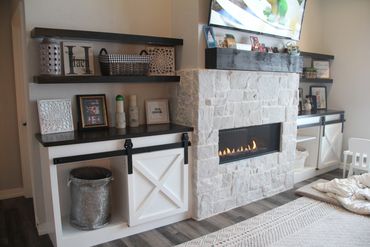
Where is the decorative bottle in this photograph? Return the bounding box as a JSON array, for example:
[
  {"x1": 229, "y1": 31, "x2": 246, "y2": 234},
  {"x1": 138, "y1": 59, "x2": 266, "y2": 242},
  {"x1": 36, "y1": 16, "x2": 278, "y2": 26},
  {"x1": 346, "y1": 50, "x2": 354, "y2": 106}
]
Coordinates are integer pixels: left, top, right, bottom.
[
  {"x1": 129, "y1": 95, "x2": 139, "y2": 127},
  {"x1": 115, "y1": 95, "x2": 126, "y2": 129}
]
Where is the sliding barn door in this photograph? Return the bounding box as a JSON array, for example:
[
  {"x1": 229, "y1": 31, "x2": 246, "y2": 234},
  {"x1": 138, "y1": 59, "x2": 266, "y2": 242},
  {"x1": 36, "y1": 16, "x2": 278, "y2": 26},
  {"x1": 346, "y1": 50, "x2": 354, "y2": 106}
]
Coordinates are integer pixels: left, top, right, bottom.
[
  {"x1": 127, "y1": 148, "x2": 188, "y2": 226},
  {"x1": 319, "y1": 123, "x2": 343, "y2": 169}
]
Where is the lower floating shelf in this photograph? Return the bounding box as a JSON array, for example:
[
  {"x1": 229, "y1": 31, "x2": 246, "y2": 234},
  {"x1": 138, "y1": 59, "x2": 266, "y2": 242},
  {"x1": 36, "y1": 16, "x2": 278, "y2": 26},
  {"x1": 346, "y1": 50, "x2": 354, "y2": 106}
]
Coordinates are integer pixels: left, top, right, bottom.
[
  {"x1": 61, "y1": 215, "x2": 128, "y2": 245},
  {"x1": 296, "y1": 135, "x2": 316, "y2": 143},
  {"x1": 34, "y1": 75, "x2": 181, "y2": 84}
]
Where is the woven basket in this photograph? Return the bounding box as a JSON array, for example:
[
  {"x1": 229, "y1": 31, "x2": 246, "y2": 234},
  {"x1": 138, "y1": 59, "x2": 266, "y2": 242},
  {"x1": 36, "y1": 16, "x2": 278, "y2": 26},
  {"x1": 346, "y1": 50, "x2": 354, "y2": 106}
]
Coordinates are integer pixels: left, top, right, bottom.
[{"x1": 99, "y1": 49, "x2": 150, "y2": 76}]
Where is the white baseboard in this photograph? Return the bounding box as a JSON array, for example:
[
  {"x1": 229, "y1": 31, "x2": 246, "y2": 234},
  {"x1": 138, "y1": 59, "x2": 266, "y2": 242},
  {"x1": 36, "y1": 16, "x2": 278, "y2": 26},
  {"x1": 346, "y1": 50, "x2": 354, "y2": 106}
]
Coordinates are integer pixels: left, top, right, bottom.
[
  {"x1": 36, "y1": 222, "x2": 50, "y2": 236},
  {"x1": 0, "y1": 187, "x2": 24, "y2": 200},
  {"x1": 294, "y1": 164, "x2": 340, "y2": 184}
]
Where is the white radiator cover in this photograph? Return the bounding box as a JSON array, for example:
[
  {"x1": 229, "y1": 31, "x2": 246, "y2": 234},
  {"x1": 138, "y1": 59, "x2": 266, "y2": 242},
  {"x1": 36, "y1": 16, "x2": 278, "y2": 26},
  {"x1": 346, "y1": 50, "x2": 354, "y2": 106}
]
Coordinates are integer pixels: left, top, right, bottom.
[{"x1": 171, "y1": 69, "x2": 299, "y2": 220}]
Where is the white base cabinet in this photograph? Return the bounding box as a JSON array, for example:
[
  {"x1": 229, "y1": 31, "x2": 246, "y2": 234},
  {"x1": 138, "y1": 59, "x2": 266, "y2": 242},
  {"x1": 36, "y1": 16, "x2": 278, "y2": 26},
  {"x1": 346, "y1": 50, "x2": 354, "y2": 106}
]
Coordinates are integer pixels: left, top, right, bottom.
[
  {"x1": 36, "y1": 132, "x2": 191, "y2": 247},
  {"x1": 295, "y1": 112, "x2": 344, "y2": 183}
]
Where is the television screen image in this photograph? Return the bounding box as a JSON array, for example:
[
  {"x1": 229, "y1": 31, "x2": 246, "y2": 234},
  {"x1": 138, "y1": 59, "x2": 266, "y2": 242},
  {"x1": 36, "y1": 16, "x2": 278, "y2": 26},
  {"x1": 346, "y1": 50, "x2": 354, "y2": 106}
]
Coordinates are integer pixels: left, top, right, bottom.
[{"x1": 209, "y1": 0, "x2": 306, "y2": 40}]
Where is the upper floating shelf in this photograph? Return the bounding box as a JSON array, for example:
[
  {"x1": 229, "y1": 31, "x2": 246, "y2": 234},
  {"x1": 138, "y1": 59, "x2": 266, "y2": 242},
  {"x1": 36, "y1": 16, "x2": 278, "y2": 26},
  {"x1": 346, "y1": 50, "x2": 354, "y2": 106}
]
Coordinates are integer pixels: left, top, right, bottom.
[
  {"x1": 300, "y1": 52, "x2": 334, "y2": 60},
  {"x1": 299, "y1": 78, "x2": 333, "y2": 83},
  {"x1": 34, "y1": 75, "x2": 181, "y2": 84},
  {"x1": 31, "y1": 27, "x2": 183, "y2": 46}
]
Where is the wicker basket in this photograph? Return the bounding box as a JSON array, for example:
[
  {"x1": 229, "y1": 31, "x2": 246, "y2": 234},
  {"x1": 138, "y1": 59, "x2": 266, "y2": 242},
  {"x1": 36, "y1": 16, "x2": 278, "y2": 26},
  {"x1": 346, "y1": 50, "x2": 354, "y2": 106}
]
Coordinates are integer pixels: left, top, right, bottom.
[{"x1": 99, "y1": 49, "x2": 150, "y2": 76}]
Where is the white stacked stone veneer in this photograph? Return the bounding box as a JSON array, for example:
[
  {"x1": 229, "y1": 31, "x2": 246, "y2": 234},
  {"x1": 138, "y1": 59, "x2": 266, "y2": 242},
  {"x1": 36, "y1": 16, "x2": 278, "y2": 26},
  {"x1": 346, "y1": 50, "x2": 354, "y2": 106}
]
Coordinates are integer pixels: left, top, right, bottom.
[{"x1": 171, "y1": 69, "x2": 299, "y2": 220}]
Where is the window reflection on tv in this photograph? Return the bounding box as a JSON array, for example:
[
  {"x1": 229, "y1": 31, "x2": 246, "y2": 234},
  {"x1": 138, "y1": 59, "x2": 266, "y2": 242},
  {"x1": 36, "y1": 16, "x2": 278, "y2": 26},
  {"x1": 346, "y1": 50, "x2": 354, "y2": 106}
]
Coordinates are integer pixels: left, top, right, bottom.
[{"x1": 209, "y1": 0, "x2": 306, "y2": 40}]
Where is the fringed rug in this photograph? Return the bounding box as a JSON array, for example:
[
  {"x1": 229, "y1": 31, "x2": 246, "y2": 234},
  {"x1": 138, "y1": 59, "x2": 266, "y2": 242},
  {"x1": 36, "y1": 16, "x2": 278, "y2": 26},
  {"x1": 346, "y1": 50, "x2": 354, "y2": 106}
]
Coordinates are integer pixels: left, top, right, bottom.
[{"x1": 177, "y1": 197, "x2": 370, "y2": 247}]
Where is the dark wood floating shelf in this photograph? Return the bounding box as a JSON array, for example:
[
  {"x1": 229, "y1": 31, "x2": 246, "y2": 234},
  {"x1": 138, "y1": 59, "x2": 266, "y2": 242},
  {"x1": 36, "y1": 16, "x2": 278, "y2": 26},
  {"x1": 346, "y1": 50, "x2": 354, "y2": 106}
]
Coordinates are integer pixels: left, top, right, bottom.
[
  {"x1": 34, "y1": 75, "x2": 180, "y2": 84},
  {"x1": 300, "y1": 52, "x2": 334, "y2": 60},
  {"x1": 31, "y1": 27, "x2": 183, "y2": 46},
  {"x1": 300, "y1": 78, "x2": 333, "y2": 83},
  {"x1": 205, "y1": 48, "x2": 302, "y2": 73}
]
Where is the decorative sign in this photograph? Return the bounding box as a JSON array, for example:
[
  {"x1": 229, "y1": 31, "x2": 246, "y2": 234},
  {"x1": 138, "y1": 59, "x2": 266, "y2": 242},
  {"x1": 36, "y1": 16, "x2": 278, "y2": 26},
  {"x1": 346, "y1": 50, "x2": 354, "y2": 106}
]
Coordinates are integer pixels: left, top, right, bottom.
[
  {"x1": 37, "y1": 99, "x2": 74, "y2": 135},
  {"x1": 313, "y1": 60, "x2": 330, "y2": 78},
  {"x1": 145, "y1": 99, "x2": 170, "y2": 124},
  {"x1": 63, "y1": 42, "x2": 94, "y2": 76},
  {"x1": 147, "y1": 46, "x2": 175, "y2": 76}
]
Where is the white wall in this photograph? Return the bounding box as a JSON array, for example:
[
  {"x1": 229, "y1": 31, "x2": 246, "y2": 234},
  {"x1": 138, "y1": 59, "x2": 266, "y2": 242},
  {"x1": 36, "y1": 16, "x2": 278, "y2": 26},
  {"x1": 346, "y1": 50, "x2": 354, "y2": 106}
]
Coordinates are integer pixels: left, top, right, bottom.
[
  {"x1": 0, "y1": 0, "x2": 23, "y2": 191},
  {"x1": 298, "y1": 0, "x2": 325, "y2": 53},
  {"x1": 172, "y1": 0, "x2": 200, "y2": 68},
  {"x1": 321, "y1": 0, "x2": 370, "y2": 148}
]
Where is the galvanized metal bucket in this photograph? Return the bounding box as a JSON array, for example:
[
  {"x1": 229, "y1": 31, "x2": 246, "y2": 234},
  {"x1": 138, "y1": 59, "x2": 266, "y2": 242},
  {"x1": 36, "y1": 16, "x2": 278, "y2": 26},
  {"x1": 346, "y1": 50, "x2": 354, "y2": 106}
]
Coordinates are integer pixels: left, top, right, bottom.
[{"x1": 69, "y1": 167, "x2": 113, "y2": 230}]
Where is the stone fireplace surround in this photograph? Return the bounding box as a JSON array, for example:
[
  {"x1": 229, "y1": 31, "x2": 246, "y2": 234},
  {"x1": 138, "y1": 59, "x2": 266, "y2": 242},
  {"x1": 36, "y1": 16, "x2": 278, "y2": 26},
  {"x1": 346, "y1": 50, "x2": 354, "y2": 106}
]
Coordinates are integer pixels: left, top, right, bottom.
[{"x1": 171, "y1": 69, "x2": 299, "y2": 220}]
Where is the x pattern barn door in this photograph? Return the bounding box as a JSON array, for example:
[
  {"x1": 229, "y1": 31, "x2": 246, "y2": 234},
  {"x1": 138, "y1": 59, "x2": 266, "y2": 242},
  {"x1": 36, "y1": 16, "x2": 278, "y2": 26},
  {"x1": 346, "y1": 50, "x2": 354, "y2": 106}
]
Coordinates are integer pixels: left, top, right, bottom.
[
  {"x1": 319, "y1": 123, "x2": 343, "y2": 168},
  {"x1": 128, "y1": 148, "x2": 188, "y2": 226}
]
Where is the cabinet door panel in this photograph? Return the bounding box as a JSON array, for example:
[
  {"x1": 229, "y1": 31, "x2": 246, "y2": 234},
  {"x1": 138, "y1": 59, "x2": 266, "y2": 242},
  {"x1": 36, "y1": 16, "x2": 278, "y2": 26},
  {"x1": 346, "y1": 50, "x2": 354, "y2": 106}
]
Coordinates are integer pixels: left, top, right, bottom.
[
  {"x1": 128, "y1": 148, "x2": 188, "y2": 226},
  {"x1": 319, "y1": 123, "x2": 343, "y2": 168}
]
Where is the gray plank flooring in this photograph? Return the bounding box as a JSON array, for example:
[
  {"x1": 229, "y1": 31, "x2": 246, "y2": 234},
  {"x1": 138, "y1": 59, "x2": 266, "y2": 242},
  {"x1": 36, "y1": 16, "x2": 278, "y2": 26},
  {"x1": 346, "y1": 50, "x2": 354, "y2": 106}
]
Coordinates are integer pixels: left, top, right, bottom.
[{"x1": 0, "y1": 169, "x2": 342, "y2": 247}]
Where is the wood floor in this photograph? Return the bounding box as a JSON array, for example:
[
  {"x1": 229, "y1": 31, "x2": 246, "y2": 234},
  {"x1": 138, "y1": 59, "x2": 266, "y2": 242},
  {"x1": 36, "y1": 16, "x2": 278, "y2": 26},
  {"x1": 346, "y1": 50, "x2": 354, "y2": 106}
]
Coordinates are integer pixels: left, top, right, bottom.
[{"x1": 0, "y1": 169, "x2": 342, "y2": 247}]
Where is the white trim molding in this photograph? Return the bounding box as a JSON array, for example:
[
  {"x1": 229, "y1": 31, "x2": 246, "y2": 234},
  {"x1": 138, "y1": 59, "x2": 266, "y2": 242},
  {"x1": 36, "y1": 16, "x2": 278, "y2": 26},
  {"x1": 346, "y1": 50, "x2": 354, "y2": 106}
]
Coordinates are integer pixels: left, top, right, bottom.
[{"x1": 0, "y1": 187, "x2": 24, "y2": 200}]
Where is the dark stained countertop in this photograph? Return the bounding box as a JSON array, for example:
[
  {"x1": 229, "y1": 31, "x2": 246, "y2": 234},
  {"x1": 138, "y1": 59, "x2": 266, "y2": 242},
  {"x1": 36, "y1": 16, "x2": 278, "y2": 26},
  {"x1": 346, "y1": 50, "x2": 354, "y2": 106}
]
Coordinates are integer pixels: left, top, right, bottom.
[
  {"x1": 36, "y1": 123, "x2": 193, "y2": 147},
  {"x1": 298, "y1": 109, "x2": 344, "y2": 119}
]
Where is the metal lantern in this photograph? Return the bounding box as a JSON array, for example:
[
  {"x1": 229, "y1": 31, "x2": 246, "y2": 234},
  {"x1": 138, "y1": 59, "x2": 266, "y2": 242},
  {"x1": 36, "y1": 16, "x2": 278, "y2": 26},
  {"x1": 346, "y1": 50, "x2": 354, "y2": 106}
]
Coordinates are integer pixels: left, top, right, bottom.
[{"x1": 40, "y1": 38, "x2": 62, "y2": 75}]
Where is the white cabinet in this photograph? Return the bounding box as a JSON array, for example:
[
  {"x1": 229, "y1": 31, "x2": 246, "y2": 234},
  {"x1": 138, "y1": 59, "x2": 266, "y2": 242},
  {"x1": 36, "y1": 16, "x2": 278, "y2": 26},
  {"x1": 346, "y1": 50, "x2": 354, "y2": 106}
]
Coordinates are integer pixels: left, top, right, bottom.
[
  {"x1": 36, "y1": 130, "x2": 191, "y2": 247},
  {"x1": 127, "y1": 148, "x2": 188, "y2": 226},
  {"x1": 295, "y1": 112, "x2": 344, "y2": 182}
]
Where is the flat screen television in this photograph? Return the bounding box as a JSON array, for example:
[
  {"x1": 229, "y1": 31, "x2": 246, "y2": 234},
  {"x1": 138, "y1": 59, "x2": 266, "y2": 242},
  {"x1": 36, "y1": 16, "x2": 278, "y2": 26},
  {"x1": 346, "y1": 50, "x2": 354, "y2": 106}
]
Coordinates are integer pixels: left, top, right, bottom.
[{"x1": 208, "y1": 0, "x2": 307, "y2": 40}]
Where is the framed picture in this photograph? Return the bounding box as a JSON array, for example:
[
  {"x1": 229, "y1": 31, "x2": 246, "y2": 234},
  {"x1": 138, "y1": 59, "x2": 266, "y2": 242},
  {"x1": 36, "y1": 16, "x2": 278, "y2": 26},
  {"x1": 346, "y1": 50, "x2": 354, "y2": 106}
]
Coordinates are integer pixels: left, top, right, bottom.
[
  {"x1": 145, "y1": 99, "x2": 170, "y2": 124},
  {"x1": 225, "y1": 34, "x2": 236, "y2": 48},
  {"x1": 203, "y1": 25, "x2": 217, "y2": 48},
  {"x1": 37, "y1": 99, "x2": 74, "y2": 134},
  {"x1": 76, "y1": 94, "x2": 109, "y2": 129},
  {"x1": 310, "y1": 86, "x2": 327, "y2": 110},
  {"x1": 250, "y1": 36, "x2": 260, "y2": 51},
  {"x1": 298, "y1": 88, "x2": 303, "y2": 112},
  {"x1": 298, "y1": 88, "x2": 303, "y2": 103},
  {"x1": 313, "y1": 60, "x2": 330, "y2": 78},
  {"x1": 63, "y1": 42, "x2": 94, "y2": 76}
]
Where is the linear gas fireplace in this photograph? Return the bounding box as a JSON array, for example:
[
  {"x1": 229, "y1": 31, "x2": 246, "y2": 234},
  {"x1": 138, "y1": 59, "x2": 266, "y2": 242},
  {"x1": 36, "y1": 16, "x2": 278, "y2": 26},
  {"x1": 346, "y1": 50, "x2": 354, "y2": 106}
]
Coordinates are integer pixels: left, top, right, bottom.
[{"x1": 218, "y1": 123, "x2": 282, "y2": 164}]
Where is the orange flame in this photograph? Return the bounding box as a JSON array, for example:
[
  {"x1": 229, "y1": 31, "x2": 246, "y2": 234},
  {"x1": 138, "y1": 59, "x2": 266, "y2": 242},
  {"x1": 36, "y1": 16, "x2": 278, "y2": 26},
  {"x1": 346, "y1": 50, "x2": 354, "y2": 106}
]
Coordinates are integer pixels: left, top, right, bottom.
[{"x1": 218, "y1": 140, "x2": 258, "y2": 157}]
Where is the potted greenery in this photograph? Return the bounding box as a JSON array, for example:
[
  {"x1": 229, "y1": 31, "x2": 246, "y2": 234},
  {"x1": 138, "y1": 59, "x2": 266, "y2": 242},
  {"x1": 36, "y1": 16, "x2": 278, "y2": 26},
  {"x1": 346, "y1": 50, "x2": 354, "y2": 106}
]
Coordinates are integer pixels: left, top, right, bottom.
[{"x1": 303, "y1": 67, "x2": 317, "y2": 79}]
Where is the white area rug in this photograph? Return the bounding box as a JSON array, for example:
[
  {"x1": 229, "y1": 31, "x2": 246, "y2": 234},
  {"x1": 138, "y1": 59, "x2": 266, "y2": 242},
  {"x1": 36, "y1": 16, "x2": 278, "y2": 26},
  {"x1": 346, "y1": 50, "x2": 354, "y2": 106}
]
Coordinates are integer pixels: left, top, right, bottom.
[{"x1": 177, "y1": 197, "x2": 370, "y2": 247}]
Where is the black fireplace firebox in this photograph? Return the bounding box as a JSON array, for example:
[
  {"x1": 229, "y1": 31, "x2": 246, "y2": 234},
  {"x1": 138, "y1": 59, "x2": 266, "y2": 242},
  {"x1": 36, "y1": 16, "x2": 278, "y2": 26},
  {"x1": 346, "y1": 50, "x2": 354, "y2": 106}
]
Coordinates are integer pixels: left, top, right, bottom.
[{"x1": 218, "y1": 123, "x2": 281, "y2": 164}]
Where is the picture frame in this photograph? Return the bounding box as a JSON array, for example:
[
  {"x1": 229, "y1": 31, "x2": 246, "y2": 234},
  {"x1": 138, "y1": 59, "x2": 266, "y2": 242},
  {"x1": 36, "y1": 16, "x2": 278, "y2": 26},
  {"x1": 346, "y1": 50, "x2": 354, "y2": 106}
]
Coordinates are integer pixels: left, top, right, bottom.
[
  {"x1": 203, "y1": 25, "x2": 217, "y2": 48},
  {"x1": 225, "y1": 34, "x2": 236, "y2": 48},
  {"x1": 298, "y1": 88, "x2": 303, "y2": 112},
  {"x1": 37, "y1": 99, "x2": 74, "y2": 134},
  {"x1": 313, "y1": 60, "x2": 330, "y2": 78},
  {"x1": 76, "y1": 94, "x2": 109, "y2": 129},
  {"x1": 250, "y1": 36, "x2": 260, "y2": 51},
  {"x1": 310, "y1": 86, "x2": 327, "y2": 110},
  {"x1": 62, "y1": 42, "x2": 94, "y2": 76},
  {"x1": 145, "y1": 99, "x2": 170, "y2": 124}
]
